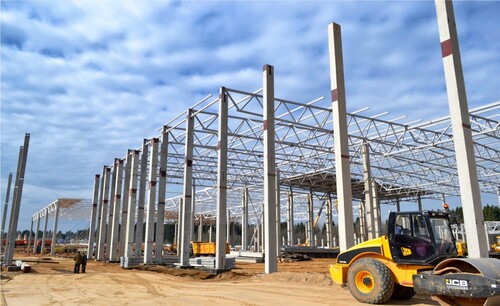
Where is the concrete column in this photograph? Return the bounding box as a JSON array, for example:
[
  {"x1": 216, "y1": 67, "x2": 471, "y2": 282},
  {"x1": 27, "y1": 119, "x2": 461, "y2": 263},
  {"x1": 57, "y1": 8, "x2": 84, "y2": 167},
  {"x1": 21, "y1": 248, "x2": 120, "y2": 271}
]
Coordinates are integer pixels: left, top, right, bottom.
[
  {"x1": 109, "y1": 159, "x2": 124, "y2": 261},
  {"x1": 145, "y1": 138, "x2": 159, "y2": 264},
  {"x1": 359, "y1": 201, "x2": 366, "y2": 242},
  {"x1": 95, "y1": 168, "x2": 106, "y2": 258},
  {"x1": 198, "y1": 215, "x2": 203, "y2": 241},
  {"x1": 209, "y1": 225, "x2": 212, "y2": 242},
  {"x1": 226, "y1": 209, "x2": 231, "y2": 247},
  {"x1": 191, "y1": 180, "x2": 196, "y2": 242},
  {"x1": 362, "y1": 142, "x2": 375, "y2": 239},
  {"x1": 242, "y1": 187, "x2": 249, "y2": 251},
  {"x1": 136, "y1": 140, "x2": 148, "y2": 258},
  {"x1": 27, "y1": 215, "x2": 34, "y2": 254},
  {"x1": 41, "y1": 209, "x2": 48, "y2": 254},
  {"x1": 180, "y1": 109, "x2": 195, "y2": 267},
  {"x1": 417, "y1": 194, "x2": 423, "y2": 211},
  {"x1": 176, "y1": 198, "x2": 182, "y2": 255},
  {"x1": 216, "y1": 88, "x2": 228, "y2": 270},
  {"x1": 287, "y1": 188, "x2": 295, "y2": 245},
  {"x1": 88, "y1": 174, "x2": 100, "y2": 258},
  {"x1": 396, "y1": 199, "x2": 401, "y2": 212},
  {"x1": 276, "y1": 169, "x2": 281, "y2": 258},
  {"x1": 5, "y1": 133, "x2": 30, "y2": 264},
  {"x1": 372, "y1": 180, "x2": 381, "y2": 237},
  {"x1": 328, "y1": 23, "x2": 355, "y2": 251},
  {"x1": 120, "y1": 151, "x2": 133, "y2": 256},
  {"x1": 1, "y1": 172, "x2": 13, "y2": 238},
  {"x1": 307, "y1": 191, "x2": 315, "y2": 247},
  {"x1": 33, "y1": 214, "x2": 40, "y2": 254},
  {"x1": 155, "y1": 126, "x2": 168, "y2": 261},
  {"x1": 124, "y1": 150, "x2": 140, "y2": 258},
  {"x1": 326, "y1": 194, "x2": 333, "y2": 248},
  {"x1": 50, "y1": 201, "x2": 60, "y2": 255},
  {"x1": 435, "y1": 0, "x2": 488, "y2": 258},
  {"x1": 174, "y1": 223, "x2": 178, "y2": 245},
  {"x1": 97, "y1": 166, "x2": 111, "y2": 260},
  {"x1": 263, "y1": 64, "x2": 277, "y2": 273},
  {"x1": 106, "y1": 161, "x2": 118, "y2": 257}
]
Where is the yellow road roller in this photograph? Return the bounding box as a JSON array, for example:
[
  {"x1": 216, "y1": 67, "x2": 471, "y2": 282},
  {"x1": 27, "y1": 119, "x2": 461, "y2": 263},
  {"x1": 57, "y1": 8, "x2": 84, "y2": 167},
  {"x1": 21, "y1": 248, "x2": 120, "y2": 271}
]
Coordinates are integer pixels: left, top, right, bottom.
[{"x1": 329, "y1": 211, "x2": 500, "y2": 305}]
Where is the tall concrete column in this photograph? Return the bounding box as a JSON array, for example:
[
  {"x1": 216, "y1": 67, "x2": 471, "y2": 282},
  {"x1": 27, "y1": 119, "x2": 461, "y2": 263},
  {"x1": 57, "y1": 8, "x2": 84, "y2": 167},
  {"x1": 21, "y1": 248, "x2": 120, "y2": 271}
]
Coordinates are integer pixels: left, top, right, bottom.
[
  {"x1": 41, "y1": 209, "x2": 48, "y2": 254},
  {"x1": 417, "y1": 194, "x2": 423, "y2": 211},
  {"x1": 5, "y1": 133, "x2": 30, "y2": 264},
  {"x1": 106, "y1": 162, "x2": 118, "y2": 258},
  {"x1": 362, "y1": 142, "x2": 375, "y2": 239},
  {"x1": 263, "y1": 64, "x2": 277, "y2": 273},
  {"x1": 180, "y1": 109, "x2": 195, "y2": 267},
  {"x1": 396, "y1": 199, "x2": 401, "y2": 212},
  {"x1": 1, "y1": 172, "x2": 13, "y2": 238},
  {"x1": 191, "y1": 180, "x2": 196, "y2": 242},
  {"x1": 88, "y1": 174, "x2": 100, "y2": 258},
  {"x1": 95, "y1": 168, "x2": 106, "y2": 258},
  {"x1": 216, "y1": 88, "x2": 228, "y2": 269},
  {"x1": 33, "y1": 213, "x2": 40, "y2": 254},
  {"x1": 198, "y1": 215, "x2": 203, "y2": 241},
  {"x1": 227, "y1": 209, "x2": 231, "y2": 247},
  {"x1": 287, "y1": 188, "x2": 295, "y2": 245},
  {"x1": 276, "y1": 169, "x2": 281, "y2": 258},
  {"x1": 209, "y1": 224, "x2": 212, "y2": 242},
  {"x1": 109, "y1": 159, "x2": 124, "y2": 261},
  {"x1": 50, "y1": 201, "x2": 60, "y2": 255},
  {"x1": 136, "y1": 140, "x2": 148, "y2": 258},
  {"x1": 435, "y1": 0, "x2": 487, "y2": 258},
  {"x1": 359, "y1": 201, "x2": 366, "y2": 242},
  {"x1": 326, "y1": 194, "x2": 333, "y2": 248},
  {"x1": 242, "y1": 187, "x2": 249, "y2": 251},
  {"x1": 307, "y1": 191, "x2": 315, "y2": 247},
  {"x1": 155, "y1": 126, "x2": 168, "y2": 261},
  {"x1": 328, "y1": 23, "x2": 355, "y2": 251},
  {"x1": 120, "y1": 151, "x2": 133, "y2": 256},
  {"x1": 372, "y1": 180, "x2": 381, "y2": 237},
  {"x1": 145, "y1": 138, "x2": 159, "y2": 264},
  {"x1": 27, "y1": 215, "x2": 34, "y2": 254},
  {"x1": 124, "y1": 150, "x2": 140, "y2": 258},
  {"x1": 97, "y1": 166, "x2": 111, "y2": 260}
]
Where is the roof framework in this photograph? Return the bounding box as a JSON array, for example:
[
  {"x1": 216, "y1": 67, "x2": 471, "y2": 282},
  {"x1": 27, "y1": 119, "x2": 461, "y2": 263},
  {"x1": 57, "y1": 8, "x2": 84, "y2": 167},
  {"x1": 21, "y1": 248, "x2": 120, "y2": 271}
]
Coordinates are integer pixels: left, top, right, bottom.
[
  {"x1": 150, "y1": 88, "x2": 498, "y2": 224},
  {"x1": 32, "y1": 198, "x2": 92, "y2": 222}
]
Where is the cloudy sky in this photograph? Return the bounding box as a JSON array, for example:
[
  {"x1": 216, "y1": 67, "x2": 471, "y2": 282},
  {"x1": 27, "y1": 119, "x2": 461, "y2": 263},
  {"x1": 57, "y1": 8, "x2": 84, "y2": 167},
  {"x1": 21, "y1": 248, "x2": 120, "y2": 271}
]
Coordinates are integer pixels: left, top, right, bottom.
[{"x1": 1, "y1": 0, "x2": 499, "y2": 232}]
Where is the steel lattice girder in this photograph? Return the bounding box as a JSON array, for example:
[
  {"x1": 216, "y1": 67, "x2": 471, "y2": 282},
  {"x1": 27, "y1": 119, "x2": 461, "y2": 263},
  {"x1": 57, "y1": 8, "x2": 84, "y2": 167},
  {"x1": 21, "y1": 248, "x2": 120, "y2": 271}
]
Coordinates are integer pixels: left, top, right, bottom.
[{"x1": 102, "y1": 87, "x2": 498, "y2": 225}]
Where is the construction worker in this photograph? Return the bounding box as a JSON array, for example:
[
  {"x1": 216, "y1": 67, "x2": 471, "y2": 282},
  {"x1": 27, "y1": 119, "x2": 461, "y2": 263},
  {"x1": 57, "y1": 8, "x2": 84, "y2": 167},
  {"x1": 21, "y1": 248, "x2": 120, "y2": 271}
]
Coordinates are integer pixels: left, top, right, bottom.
[
  {"x1": 73, "y1": 251, "x2": 83, "y2": 273},
  {"x1": 81, "y1": 252, "x2": 87, "y2": 273}
]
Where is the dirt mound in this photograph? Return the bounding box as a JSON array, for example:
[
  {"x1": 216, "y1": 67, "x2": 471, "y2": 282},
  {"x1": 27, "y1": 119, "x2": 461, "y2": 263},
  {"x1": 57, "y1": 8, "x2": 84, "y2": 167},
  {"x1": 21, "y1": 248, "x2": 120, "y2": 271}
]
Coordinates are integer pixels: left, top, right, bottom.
[{"x1": 251, "y1": 271, "x2": 333, "y2": 286}]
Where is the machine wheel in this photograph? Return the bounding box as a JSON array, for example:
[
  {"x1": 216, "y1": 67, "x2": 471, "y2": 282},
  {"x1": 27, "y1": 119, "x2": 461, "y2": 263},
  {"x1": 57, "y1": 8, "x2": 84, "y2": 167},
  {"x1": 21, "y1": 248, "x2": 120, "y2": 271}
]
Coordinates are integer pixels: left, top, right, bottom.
[
  {"x1": 391, "y1": 282, "x2": 416, "y2": 300},
  {"x1": 347, "y1": 258, "x2": 394, "y2": 304}
]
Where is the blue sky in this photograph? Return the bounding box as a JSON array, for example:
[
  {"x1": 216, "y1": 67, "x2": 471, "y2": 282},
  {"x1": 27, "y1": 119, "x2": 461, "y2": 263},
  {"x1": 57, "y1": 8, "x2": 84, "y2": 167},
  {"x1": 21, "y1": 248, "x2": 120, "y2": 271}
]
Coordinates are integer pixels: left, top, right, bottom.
[{"x1": 1, "y1": 1, "x2": 499, "y2": 232}]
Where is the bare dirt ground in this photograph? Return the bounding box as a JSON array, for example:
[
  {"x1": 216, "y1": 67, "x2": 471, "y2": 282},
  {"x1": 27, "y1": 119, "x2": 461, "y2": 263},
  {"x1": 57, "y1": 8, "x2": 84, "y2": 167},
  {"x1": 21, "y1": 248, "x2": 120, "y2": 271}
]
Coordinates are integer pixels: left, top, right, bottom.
[{"x1": 1, "y1": 254, "x2": 438, "y2": 306}]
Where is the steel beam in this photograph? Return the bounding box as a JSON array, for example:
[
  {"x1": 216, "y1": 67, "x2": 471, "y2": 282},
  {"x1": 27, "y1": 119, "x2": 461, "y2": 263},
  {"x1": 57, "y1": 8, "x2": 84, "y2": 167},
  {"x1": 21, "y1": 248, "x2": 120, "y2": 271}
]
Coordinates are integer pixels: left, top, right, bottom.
[
  {"x1": 180, "y1": 109, "x2": 195, "y2": 267},
  {"x1": 124, "y1": 150, "x2": 140, "y2": 258},
  {"x1": 88, "y1": 174, "x2": 100, "y2": 258},
  {"x1": 328, "y1": 23, "x2": 355, "y2": 251},
  {"x1": 155, "y1": 127, "x2": 168, "y2": 262},
  {"x1": 263, "y1": 64, "x2": 277, "y2": 273},
  {"x1": 109, "y1": 159, "x2": 124, "y2": 261},
  {"x1": 136, "y1": 139, "x2": 148, "y2": 258},
  {"x1": 97, "y1": 166, "x2": 111, "y2": 260},
  {"x1": 50, "y1": 201, "x2": 60, "y2": 255},
  {"x1": 145, "y1": 138, "x2": 159, "y2": 264},
  {"x1": 434, "y1": 0, "x2": 488, "y2": 257},
  {"x1": 216, "y1": 88, "x2": 228, "y2": 269}
]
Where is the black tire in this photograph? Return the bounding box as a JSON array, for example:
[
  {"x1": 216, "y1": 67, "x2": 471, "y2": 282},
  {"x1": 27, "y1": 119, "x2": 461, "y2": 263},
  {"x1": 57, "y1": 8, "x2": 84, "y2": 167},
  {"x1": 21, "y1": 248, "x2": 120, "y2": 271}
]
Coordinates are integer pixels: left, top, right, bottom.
[
  {"x1": 347, "y1": 258, "x2": 394, "y2": 304},
  {"x1": 391, "y1": 282, "x2": 416, "y2": 300}
]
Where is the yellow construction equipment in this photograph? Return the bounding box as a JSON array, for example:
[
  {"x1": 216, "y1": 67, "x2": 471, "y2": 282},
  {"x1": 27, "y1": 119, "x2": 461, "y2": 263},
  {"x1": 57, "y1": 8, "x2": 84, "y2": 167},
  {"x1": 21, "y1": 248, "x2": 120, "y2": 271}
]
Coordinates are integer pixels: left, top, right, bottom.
[
  {"x1": 191, "y1": 241, "x2": 230, "y2": 256},
  {"x1": 329, "y1": 211, "x2": 500, "y2": 305}
]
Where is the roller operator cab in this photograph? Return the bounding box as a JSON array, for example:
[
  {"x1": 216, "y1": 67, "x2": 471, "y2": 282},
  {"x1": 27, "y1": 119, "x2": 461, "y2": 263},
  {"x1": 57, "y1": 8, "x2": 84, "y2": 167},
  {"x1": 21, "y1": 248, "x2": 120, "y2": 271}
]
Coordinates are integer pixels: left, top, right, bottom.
[{"x1": 329, "y1": 211, "x2": 500, "y2": 305}]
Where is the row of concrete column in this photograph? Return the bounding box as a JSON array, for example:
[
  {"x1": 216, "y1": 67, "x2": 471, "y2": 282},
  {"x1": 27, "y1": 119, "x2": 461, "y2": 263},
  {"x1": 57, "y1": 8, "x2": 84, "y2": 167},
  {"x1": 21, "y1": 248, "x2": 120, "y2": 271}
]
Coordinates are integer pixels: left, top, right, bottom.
[{"x1": 88, "y1": 128, "x2": 168, "y2": 264}]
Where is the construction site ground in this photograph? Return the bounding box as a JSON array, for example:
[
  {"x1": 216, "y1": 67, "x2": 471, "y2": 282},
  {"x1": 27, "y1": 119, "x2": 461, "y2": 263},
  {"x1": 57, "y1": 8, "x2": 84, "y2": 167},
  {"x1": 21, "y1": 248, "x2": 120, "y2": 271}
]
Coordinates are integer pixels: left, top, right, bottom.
[{"x1": 1, "y1": 254, "x2": 438, "y2": 306}]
